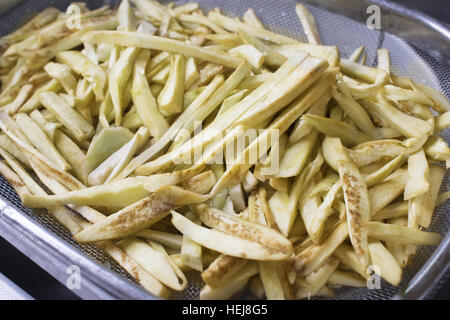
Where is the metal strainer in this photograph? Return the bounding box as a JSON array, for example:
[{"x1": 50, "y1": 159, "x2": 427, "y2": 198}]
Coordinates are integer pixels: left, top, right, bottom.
[{"x1": 0, "y1": 0, "x2": 449, "y2": 300}]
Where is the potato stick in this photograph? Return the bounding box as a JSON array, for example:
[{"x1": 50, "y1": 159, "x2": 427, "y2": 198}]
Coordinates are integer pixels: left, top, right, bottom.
[
  {"x1": 52, "y1": 130, "x2": 86, "y2": 183},
  {"x1": 274, "y1": 43, "x2": 339, "y2": 68},
  {"x1": 228, "y1": 44, "x2": 264, "y2": 69},
  {"x1": 181, "y1": 170, "x2": 217, "y2": 194},
  {"x1": 137, "y1": 230, "x2": 183, "y2": 251},
  {"x1": 132, "y1": 0, "x2": 170, "y2": 21},
  {"x1": 39, "y1": 92, "x2": 94, "y2": 141},
  {"x1": 119, "y1": 63, "x2": 251, "y2": 179},
  {"x1": 290, "y1": 221, "x2": 348, "y2": 276},
  {"x1": 424, "y1": 135, "x2": 450, "y2": 163},
  {"x1": 0, "y1": 161, "x2": 30, "y2": 199},
  {"x1": 82, "y1": 31, "x2": 243, "y2": 68},
  {"x1": 171, "y1": 2, "x2": 199, "y2": 16},
  {"x1": 310, "y1": 173, "x2": 339, "y2": 197},
  {"x1": 184, "y1": 57, "x2": 199, "y2": 90},
  {"x1": 19, "y1": 79, "x2": 61, "y2": 113},
  {"x1": 377, "y1": 48, "x2": 390, "y2": 73},
  {"x1": 109, "y1": 48, "x2": 141, "y2": 125},
  {"x1": 435, "y1": 111, "x2": 450, "y2": 132},
  {"x1": 0, "y1": 134, "x2": 29, "y2": 166},
  {"x1": 26, "y1": 16, "x2": 119, "y2": 70},
  {"x1": 43, "y1": 62, "x2": 77, "y2": 95},
  {"x1": 22, "y1": 177, "x2": 149, "y2": 209},
  {"x1": 289, "y1": 91, "x2": 328, "y2": 144},
  {"x1": 336, "y1": 153, "x2": 371, "y2": 270},
  {"x1": 117, "y1": 237, "x2": 186, "y2": 291},
  {"x1": 383, "y1": 85, "x2": 432, "y2": 106},
  {"x1": 208, "y1": 11, "x2": 298, "y2": 45},
  {"x1": 296, "y1": 257, "x2": 339, "y2": 299},
  {"x1": 56, "y1": 50, "x2": 106, "y2": 101},
  {"x1": 303, "y1": 114, "x2": 370, "y2": 147},
  {"x1": 84, "y1": 127, "x2": 133, "y2": 175},
  {"x1": 237, "y1": 56, "x2": 328, "y2": 127},
  {"x1": 369, "y1": 168, "x2": 408, "y2": 215},
  {"x1": 0, "y1": 147, "x2": 81, "y2": 234},
  {"x1": 332, "y1": 81, "x2": 375, "y2": 136},
  {"x1": 348, "y1": 139, "x2": 406, "y2": 168},
  {"x1": 171, "y1": 210, "x2": 291, "y2": 261},
  {"x1": 157, "y1": 54, "x2": 185, "y2": 116},
  {"x1": 409, "y1": 165, "x2": 445, "y2": 228},
  {"x1": 363, "y1": 95, "x2": 433, "y2": 138},
  {"x1": 2, "y1": 84, "x2": 33, "y2": 115},
  {"x1": 328, "y1": 270, "x2": 366, "y2": 288},
  {"x1": 201, "y1": 255, "x2": 247, "y2": 288},
  {"x1": 237, "y1": 73, "x2": 273, "y2": 90},
  {"x1": 15, "y1": 113, "x2": 70, "y2": 171},
  {"x1": 243, "y1": 8, "x2": 264, "y2": 28},
  {"x1": 368, "y1": 241, "x2": 402, "y2": 286},
  {"x1": 74, "y1": 194, "x2": 171, "y2": 243},
  {"x1": 197, "y1": 204, "x2": 293, "y2": 255},
  {"x1": 348, "y1": 46, "x2": 365, "y2": 62},
  {"x1": 258, "y1": 261, "x2": 286, "y2": 300},
  {"x1": 88, "y1": 127, "x2": 149, "y2": 185},
  {"x1": 97, "y1": 241, "x2": 169, "y2": 298},
  {"x1": 180, "y1": 211, "x2": 203, "y2": 272},
  {"x1": 372, "y1": 201, "x2": 408, "y2": 221},
  {"x1": 310, "y1": 181, "x2": 341, "y2": 241},
  {"x1": 1, "y1": 7, "x2": 60, "y2": 44},
  {"x1": 364, "y1": 154, "x2": 405, "y2": 188},
  {"x1": 118, "y1": 0, "x2": 136, "y2": 32},
  {"x1": 178, "y1": 13, "x2": 227, "y2": 34},
  {"x1": 200, "y1": 262, "x2": 258, "y2": 300},
  {"x1": 367, "y1": 222, "x2": 440, "y2": 245},
  {"x1": 333, "y1": 244, "x2": 367, "y2": 278},
  {"x1": 276, "y1": 130, "x2": 318, "y2": 178},
  {"x1": 404, "y1": 149, "x2": 430, "y2": 200},
  {"x1": 29, "y1": 109, "x2": 60, "y2": 140},
  {"x1": 295, "y1": 4, "x2": 321, "y2": 45}
]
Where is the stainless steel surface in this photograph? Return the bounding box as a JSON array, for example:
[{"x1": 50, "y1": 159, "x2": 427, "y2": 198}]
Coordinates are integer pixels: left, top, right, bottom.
[{"x1": 0, "y1": 0, "x2": 449, "y2": 300}]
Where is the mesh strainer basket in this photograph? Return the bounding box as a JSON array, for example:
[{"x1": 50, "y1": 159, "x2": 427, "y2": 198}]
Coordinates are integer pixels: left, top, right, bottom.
[{"x1": 0, "y1": 0, "x2": 449, "y2": 300}]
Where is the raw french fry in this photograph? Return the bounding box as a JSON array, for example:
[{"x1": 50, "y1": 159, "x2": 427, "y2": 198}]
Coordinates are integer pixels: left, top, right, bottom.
[
  {"x1": 200, "y1": 262, "x2": 258, "y2": 300},
  {"x1": 117, "y1": 237, "x2": 187, "y2": 291},
  {"x1": 19, "y1": 79, "x2": 61, "y2": 113},
  {"x1": 39, "y1": 92, "x2": 94, "y2": 141},
  {"x1": 296, "y1": 257, "x2": 339, "y2": 299},
  {"x1": 74, "y1": 194, "x2": 171, "y2": 242},
  {"x1": 333, "y1": 244, "x2": 367, "y2": 278},
  {"x1": 328, "y1": 270, "x2": 366, "y2": 288},
  {"x1": 295, "y1": 4, "x2": 321, "y2": 45},
  {"x1": 348, "y1": 46, "x2": 365, "y2": 62},
  {"x1": 290, "y1": 221, "x2": 348, "y2": 276},
  {"x1": 0, "y1": 134, "x2": 29, "y2": 166},
  {"x1": 367, "y1": 222, "x2": 441, "y2": 245},
  {"x1": 171, "y1": 210, "x2": 292, "y2": 260},
  {"x1": 137, "y1": 230, "x2": 183, "y2": 251},
  {"x1": 404, "y1": 149, "x2": 430, "y2": 200},
  {"x1": 228, "y1": 44, "x2": 264, "y2": 69},
  {"x1": 0, "y1": 160, "x2": 30, "y2": 199},
  {"x1": 44, "y1": 62, "x2": 77, "y2": 95},
  {"x1": 15, "y1": 113, "x2": 70, "y2": 171},
  {"x1": 56, "y1": 51, "x2": 106, "y2": 101},
  {"x1": 201, "y1": 255, "x2": 247, "y2": 288},
  {"x1": 302, "y1": 114, "x2": 370, "y2": 146},
  {"x1": 2, "y1": 84, "x2": 33, "y2": 115},
  {"x1": 82, "y1": 31, "x2": 244, "y2": 68},
  {"x1": 372, "y1": 201, "x2": 408, "y2": 221},
  {"x1": 208, "y1": 11, "x2": 298, "y2": 45},
  {"x1": 84, "y1": 127, "x2": 133, "y2": 175},
  {"x1": 97, "y1": 241, "x2": 169, "y2": 298},
  {"x1": 22, "y1": 177, "x2": 150, "y2": 209},
  {"x1": 158, "y1": 54, "x2": 186, "y2": 116},
  {"x1": 368, "y1": 241, "x2": 402, "y2": 286},
  {"x1": 369, "y1": 168, "x2": 408, "y2": 215},
  {"x1": 180, "y1": 211, "x2": 203, "y2": 272},
  {"x1": 409, "y1": 165, "x2": 445, "y2": 228}
]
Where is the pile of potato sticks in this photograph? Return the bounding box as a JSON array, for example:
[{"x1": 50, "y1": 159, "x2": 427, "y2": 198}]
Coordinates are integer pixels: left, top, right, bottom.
[{"x1": 0, "y1": 0, "x2": 450, "y2": 300}]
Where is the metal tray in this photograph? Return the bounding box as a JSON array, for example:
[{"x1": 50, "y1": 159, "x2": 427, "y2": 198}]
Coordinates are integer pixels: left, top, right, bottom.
[{"x1": 0, "y1": 0, "x2": 449, "y2": 300}]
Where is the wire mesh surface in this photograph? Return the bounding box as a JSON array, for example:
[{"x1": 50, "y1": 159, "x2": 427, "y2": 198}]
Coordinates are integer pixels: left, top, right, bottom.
[{"x1": 0, "y1": 0, "x2": 449, "y2": 300}]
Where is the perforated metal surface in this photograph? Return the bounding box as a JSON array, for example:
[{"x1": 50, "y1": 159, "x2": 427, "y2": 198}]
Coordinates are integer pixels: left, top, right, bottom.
[{"x1": 0, "y1": 0, "x2": 449, "y2": 300}]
